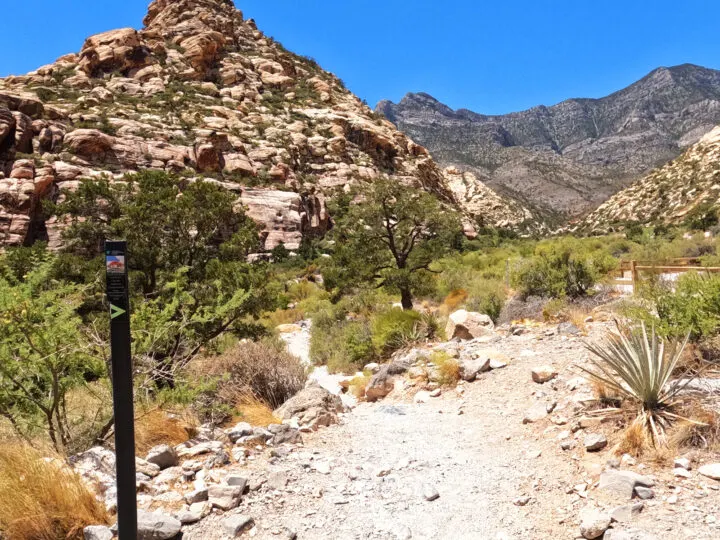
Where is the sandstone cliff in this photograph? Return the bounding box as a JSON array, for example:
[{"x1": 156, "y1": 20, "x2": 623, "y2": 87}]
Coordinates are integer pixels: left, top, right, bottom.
[
  {"x1": 378, "y1": 65, "x2": 720, "y2": 218},
  {"x1": 577, "y1": 126, "x2": 720, "y2": 232},
  {"x1": 1, "y1": 0, "x2": 511, "y2": 251}
]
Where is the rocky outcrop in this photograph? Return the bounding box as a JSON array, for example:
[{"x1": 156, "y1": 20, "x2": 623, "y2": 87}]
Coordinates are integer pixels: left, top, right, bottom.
[
  {"x1": 0, "y1": 0, "x2": 465, "y2": 250},
  {"x1": 578, "y1": 126, "x2": 720, "y2": 232},
  {"x1": 378, "y1": 64, "x2": 720, "y2": 218}
]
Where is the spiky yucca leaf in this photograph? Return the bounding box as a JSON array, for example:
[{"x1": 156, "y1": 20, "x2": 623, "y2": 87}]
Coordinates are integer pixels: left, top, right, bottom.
[{"x1": 582, "y1": 322, "x2": 691, "y2": 441}]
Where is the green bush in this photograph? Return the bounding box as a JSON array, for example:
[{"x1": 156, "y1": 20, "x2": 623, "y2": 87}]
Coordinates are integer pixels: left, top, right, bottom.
[
  {"x1": 309, "y1": 320, "x2": 375, "y2": 374},
  {"x1": 371, "y1": 309, "x2": 423, "y2": 354},
  {"x1": 511, "y1": 238, "x2": 617, "y2": 299},
  {"x1": 631, "y1": 273, "x2": 720, "y2": 340}
]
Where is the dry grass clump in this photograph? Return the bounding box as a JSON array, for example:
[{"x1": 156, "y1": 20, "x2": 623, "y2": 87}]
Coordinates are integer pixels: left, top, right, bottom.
[
  {"x1": 440, "y1": 289, "x2": 468, "y2": 315},
  {"x1": 669, "y1": 403, "x2": 720, "y2": 451},
  {"x1": 0, "y1": 443, "x2": 109, "y2": 540},
  {"x1": 233, "y1": 394, "x2": 281, "y2": 427},
  {"x1": 616, "y1": 420, "x2": 651, "y2": 457},
  {"x1": 193, "y1": 339, "x2": 307, "y2": 410},
  {"x1": 135, "y1": 408, "x2": 196, "y2": 455},
  {"x1": 267, "y1": 307, "x2": 304, "y2": 327},
  {"x1": 432, "y1": 351, "x2": 460, "y2": 386}
]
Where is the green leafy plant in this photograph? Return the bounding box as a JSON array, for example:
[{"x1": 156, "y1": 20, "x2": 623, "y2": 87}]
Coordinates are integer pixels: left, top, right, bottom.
[{"x1": 582, "y1": 323, "x2": 694, "y2": 442}]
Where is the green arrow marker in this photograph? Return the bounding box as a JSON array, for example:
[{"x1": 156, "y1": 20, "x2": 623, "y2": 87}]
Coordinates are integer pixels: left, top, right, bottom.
[{"x1": 110, "y1": 304, "x2": 127, "y2": 319}]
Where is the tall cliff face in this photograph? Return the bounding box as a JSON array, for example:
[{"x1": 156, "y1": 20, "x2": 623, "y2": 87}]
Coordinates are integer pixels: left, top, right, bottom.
[
  {"x1": 378, "y1": 64, "x2": 720, "y2": 218},
  {"x1": 0, "y1": 0, "x2": 481, "y2": 251},
  {"x1": 577, "y1": 125, "x2": 720, "y2": 232}
]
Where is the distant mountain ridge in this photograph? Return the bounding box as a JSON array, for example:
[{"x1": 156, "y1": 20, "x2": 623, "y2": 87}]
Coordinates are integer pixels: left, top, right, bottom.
[{"x1": 377, "y1": 64, "x2": 720, "y2": 219}]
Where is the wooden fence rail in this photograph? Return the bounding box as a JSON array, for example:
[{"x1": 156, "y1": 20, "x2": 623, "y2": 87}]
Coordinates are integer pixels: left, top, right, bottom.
[{"x1": 609, "y1": 259, "x2": 720, "y2": 292}]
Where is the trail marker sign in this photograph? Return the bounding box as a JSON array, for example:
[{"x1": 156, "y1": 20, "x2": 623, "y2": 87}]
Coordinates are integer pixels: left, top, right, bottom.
[{"x1": 105, "y1": 240, "x2": 137, "y2": 539}]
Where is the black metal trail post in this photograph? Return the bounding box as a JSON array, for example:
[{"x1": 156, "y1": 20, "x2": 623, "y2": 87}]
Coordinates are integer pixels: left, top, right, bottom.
[{"x1": 105, "y1": 240, "x2": 137, "y2": 539}]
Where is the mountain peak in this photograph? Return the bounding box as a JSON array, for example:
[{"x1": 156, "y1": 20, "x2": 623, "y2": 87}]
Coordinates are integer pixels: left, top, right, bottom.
[{"x1": 143, "y1": 0, "x2": 242, "y2": 31}]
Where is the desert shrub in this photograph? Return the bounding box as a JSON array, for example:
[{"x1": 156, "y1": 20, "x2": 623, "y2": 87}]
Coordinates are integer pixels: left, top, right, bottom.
[
  {"x1": 632, "y1": 273, "x2": 720, "y2": 341},
  {"x1": 430, "y1": 351, "x2": 460, "y2": 386},
  {"x1": 310, "y1": 320, "x2": 375, "y2": 374},
  {"x1": 583, "y1": 322, "x2": 690, "y2": 442},
  {"x1": 371, "y1": 309, "x2": 423, "y2": 354},
  {"x1": 511, "y1": 238, "x2": 617, "y2": 299},
  {"x1": 0, "y1": 443, "x2": 109, "y2": 539},
  {"x1": 192, "y1": 339, "x2": 307, "y2": 416},
  {"x1": 345, "y1": 372, "x2": 372, "y2": 400}
]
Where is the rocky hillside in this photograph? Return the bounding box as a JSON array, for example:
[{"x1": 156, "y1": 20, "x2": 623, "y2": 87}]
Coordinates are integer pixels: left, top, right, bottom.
[
  {"x1": 377, "y1": 64, "x2": 720, "y2": 218},
  {"x1": 0, "y1": 0, "x2": 531, "y2": 251},
  {"x1": 578, "y1": 125, "x2": 720, "y2": 232}
]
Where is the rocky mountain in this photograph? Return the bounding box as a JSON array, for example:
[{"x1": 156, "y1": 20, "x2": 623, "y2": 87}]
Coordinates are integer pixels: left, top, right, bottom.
[
  {"x1": 1, "y1": 0, "x2": 532, "y2": 251},
  {"x1": 377, "y1": 64, "x2": 720, "y2": 219},
  {"x1": 578, "y1": 125, "x2": 720, "y2": 232}
]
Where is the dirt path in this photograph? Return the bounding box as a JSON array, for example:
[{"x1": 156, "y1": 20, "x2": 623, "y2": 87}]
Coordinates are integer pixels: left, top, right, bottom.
[{"x1": 186, "y1": 324, "x2": 720, "y2": 539}]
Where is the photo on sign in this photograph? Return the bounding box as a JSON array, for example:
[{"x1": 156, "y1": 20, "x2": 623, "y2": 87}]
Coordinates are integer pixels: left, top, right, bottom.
[{"x1": 106, "y1": 255, "x2": 126, "y2": 274}]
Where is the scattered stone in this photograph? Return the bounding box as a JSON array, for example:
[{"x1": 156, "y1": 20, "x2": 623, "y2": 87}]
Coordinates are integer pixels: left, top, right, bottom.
[
  {"x1": 422, "y1": 484, "x2": 440, "y2": 501},
  {"x1": 364, "y1": 362, "x2": 381, "y2": 373},
  {"x1": 185, "y1": 488, "x2": 208, "y2": 504},
  {"x1": 584, "y1": 433, "x2": 608, "y2": 452},
  {"x1": 414, "y1": 390, "x2": 431, "y2": 404},
  {"x1": 365, "y1": 367, "x2": 396, "y2": 402},
  {"x1": 458, "y1": 357, "x2": 491, "y2": 382},
  {"x1": 489, "y1": 359, "x2": 507, "y2": 369},
  {"x1": 226, "y1": 474, "x2": 249, "y2": 491},
  {"x1": 222, "y1": 514, "x2": 254, "y2": 537},
  {"x1": 673, "y1": 467, "x2": 691, "y2": 478},
  {"x1": 267, "y1": 470, "x2": 290, "y2": 490},
  {"x1": 633, "y1": 486, "x2": 655, "y2": 500},
  {"x1": 227, "y1": 422, "x2": 253, "y2": 443},
  {"x1": 579, "y1": 507, "x2": 611, "y2": 539},
  {"x1": 531, "y1": 366, "x2": 558, "y2": 384},
  {"x1": 513, "y1": 496, "x2": 531, "y2": 506},
  {"x1": 610, "y1": 502, "x2": 644, "y2": 523},
  {"x1": 429, "y1": 389, "x2": 442, "y2": 398},
  {"x1": 604, "y1": 528, "x2": 656, "y2": 540},
  {"x1": 136, "y1": 510, "x2": 182, "y2": 540},
  {"x1": 558, "y1": 322, "x2": 581, "y2": 335},
  {"x1": 314, "y1": 461, "x2": 331, "y2": 475},
  {"x1": 208, "y1": 485, "x2": 242, "y2": 510},
  {"x1": 598, "y1": 470, "x2": 655, "y2": 501},
  {"x1": 523, "y1": 402, "x2": 549, "y2": 424},
  {"x1": 145, "y1": 444, "x2": 178, "y2": 470},
  {"x1": 698, "y1": 463, "x2": 720, "y2": 480},
  {"x1": 667, "y1": 494, "x2": 678, "y2": 504},
  {"x1": 84, "y1": 525, "x2": 113, "y2": 540},
  {"x1": 674, "y1": 457, "x2": 691, "y2": 470},
  {"x1": 273, "y1": 384, "x2": 344, "y2": 429}
]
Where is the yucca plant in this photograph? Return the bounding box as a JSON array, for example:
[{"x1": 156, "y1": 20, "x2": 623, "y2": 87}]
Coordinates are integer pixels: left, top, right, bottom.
[{"x1": 582, "y1": 322, "x2": 695, "y2": 443}]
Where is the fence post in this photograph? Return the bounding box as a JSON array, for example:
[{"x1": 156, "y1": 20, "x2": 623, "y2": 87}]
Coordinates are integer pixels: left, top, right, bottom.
[{"x1": 630, "y1": 260, "x2": 638, "y2": 294}]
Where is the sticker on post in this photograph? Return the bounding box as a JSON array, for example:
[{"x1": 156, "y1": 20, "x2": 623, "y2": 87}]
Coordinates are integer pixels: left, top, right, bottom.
[
  {"x1": 110, "y1": 304, "x2": 126, "y2": 319},
  {"x1": 106, "y1": 255, "x2": 126, "y2": 274}
]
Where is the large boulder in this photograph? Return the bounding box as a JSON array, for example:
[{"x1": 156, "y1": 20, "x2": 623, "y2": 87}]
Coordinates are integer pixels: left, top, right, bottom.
[
  {"x1": 78, "y1": 28, "x2": 152, "y2": 77},
  {"x1": 445, "y1": 310, "x2": 495, "y2": 340},
  {"x1": 274, "y1": 384, "x2": 344, "y2": 430},
  {"x1": 145, "y1": 444, "x2": 178, "y2": 470}
]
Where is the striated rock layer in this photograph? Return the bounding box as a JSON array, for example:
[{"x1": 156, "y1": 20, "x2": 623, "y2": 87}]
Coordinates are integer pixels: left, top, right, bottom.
[
  {"x1": 1, "y1": 0, "x2": 519, "y2": 250},
  {"x1": 577, "y1": 125, "x2": 720, "y2": 232}
]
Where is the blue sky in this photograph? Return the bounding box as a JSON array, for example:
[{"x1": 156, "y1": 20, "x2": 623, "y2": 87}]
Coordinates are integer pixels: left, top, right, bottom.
[{"x1": 1, "y1": 1, "x2": 719, "y2": 114}]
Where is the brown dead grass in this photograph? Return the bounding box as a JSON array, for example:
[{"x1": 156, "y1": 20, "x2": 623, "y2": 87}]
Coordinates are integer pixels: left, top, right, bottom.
[
  {"x1": 615, "y1": 420, "x2": 651, "y2": 457},
  {"x1": 135, "y1": 408, "x2": 196, "y2": 455},
  {"x1": 440, "y1": 289, "x2": 468, "y2": 316},
  {"x1": 233, "y1": 394, "x2": 281, "y2": 427},
  {"x1": 0, "y1": 443, "x2": 109, "y2": 540},
  {"x1": 669, "y1": 403, "x2": 720, "y2": 451}
]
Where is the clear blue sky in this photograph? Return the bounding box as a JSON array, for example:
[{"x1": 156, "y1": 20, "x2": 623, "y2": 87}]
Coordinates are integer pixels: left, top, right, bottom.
[{"x1": 1, "y1": 1, "x2": 719, "y2": 115}]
